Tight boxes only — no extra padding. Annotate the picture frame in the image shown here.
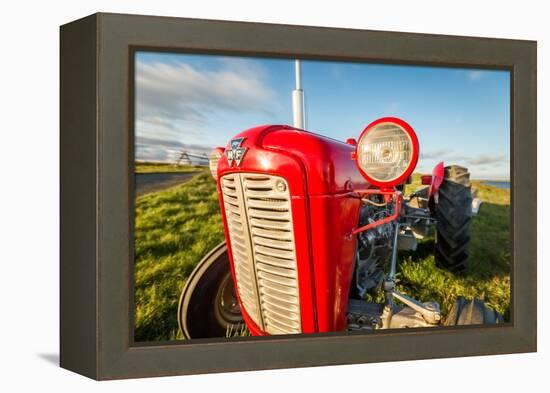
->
[60,12,537,380]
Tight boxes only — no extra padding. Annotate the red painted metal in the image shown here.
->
[429,161,445,198]
[351,190,402,235]
[421,175,432,185]
[354,117,419,188]
[307,193,363,331]
[216,125,369,335]
[216,122,417,335]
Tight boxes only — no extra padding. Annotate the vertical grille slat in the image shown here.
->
[221,173,301,335]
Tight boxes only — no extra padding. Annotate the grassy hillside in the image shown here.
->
[135,161,207,174]
[134,171,510,341]
[134,172,224,341]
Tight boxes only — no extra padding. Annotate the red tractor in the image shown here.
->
[178,117,502,338]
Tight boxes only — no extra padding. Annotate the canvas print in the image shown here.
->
[133,52,510,342]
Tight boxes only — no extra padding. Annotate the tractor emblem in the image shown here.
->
[226,137,248,167]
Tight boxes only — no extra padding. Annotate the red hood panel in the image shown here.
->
[217,125,369,196]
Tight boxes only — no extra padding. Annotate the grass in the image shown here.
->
[396,174,511,319]
[134,172,225,341]
[134,171,510,341]
[135,161,207,174]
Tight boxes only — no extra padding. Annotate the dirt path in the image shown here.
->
[135,172,201,196]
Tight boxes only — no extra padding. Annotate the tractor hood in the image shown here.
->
[216,125,369,196]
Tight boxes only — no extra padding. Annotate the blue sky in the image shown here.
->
[135,52,510,180]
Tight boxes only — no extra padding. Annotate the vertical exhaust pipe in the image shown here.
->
[292,60,305,129]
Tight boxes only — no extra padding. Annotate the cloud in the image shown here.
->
[420,148,453,160]
[466,154,507,165]
[383,102,400,114]
[135,135,214,163]
[135,57,276,162]
[467,70,485,80]
[136,60,274,122]
[136,135,212,152]
[417,149,508,179]
[331,65,342,80]
[420,149,506,167]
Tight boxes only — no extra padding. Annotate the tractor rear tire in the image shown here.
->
[178,242,245,339]
[444,296,504,325]
[434,165,472,273]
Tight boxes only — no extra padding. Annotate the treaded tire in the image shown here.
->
[434,165,472,273]
[178,242,245,339]
[443,296,504,325]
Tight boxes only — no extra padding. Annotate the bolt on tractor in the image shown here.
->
[178,117,503,339]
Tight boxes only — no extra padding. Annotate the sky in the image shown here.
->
[135,51,510,180]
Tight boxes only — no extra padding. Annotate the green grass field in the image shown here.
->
[134,171,510,342]
[397,175,511,319]
[135,161,207,174]
[134,172,225,341]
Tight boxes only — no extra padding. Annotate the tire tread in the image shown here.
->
[435,165,472,272]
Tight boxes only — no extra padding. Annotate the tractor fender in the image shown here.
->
[428,161,445,201]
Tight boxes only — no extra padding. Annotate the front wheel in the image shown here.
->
[178,242,245,339]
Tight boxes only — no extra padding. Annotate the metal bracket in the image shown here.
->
[380,221,441,327]
[392,291,441,324]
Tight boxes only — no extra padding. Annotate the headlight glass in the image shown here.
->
[357,122,414,183]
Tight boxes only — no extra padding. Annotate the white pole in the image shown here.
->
[292,60,305,129]
[295,59,302,90]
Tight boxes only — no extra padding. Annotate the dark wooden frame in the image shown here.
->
[60,12,537,380]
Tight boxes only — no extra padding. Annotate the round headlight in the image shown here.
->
[209,147,224,180]
[355,117,419,187]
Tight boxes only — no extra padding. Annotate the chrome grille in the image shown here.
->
[221,173,301,334]
[220,175,262,328]
[209,150,222,179]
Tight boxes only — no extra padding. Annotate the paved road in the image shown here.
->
[135,172,200,196]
